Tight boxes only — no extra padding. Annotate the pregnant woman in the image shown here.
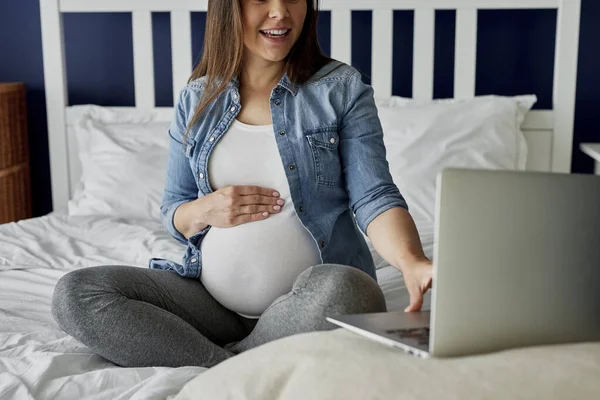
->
[52,0,433,368]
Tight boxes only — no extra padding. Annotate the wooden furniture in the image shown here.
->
[580,143,600,175]
[0,83,32,223]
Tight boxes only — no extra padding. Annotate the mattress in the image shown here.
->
[0,212,422,399]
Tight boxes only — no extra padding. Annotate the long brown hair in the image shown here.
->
[184,0,330,141]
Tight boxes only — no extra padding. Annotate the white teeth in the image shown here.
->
[262,29,289,36]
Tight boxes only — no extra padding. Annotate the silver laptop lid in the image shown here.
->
[430,169,600,357]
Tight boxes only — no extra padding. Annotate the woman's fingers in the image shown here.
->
[239,193,283,207]
[404,293,424,312]
[233,185,280,198]
[216,186,284,227]
[232,211,271,225]
[238,204,282,215]
[226,185,283,207]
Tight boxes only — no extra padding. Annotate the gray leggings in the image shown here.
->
[51,264,386,368]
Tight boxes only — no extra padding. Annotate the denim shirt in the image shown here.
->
[149,60,408,282]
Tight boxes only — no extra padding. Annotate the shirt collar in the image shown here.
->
[277,73,298,96]
[229,72,298,97]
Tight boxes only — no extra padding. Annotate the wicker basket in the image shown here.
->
[0,83,32,223]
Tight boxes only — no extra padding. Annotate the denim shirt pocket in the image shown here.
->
[305,126,342,187]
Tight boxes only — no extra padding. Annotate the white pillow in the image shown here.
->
[172,329,600,400]
[377,95,537,225]
[69,106,172,221]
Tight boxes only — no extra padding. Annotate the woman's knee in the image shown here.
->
[303,264,387,314]
[51,266,114,332]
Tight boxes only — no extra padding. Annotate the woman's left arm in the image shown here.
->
[338,69,432,312]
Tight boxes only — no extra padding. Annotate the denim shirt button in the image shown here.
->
[230,106,236,112]
[299,206,304,212]
[279,130,286,136]
[274,99,281,106]
[199,173,205,179]
[274,87,281,94]
[320,241,326,248]
[209,136,215,142]
[191,258,197,263]
[289,164,296,170]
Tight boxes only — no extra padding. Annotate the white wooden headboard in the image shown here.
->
[40,0,581,212]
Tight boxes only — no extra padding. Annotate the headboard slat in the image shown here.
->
[171,11,193,106]
[41,0,71,212]
[372,9,394,99]
[454,9,478,99]
[331,10,352,65]
[61,0,561,12]
[413,9,436,100]
[552,0,582,173]
[132,12,155,108]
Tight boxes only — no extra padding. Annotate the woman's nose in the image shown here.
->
[269,0,290,19]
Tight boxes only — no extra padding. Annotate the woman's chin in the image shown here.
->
[258,51,291,63]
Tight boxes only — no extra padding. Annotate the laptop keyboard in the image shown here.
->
[385,327,430,346]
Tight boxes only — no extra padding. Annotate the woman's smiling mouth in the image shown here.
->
[260,28,291,39]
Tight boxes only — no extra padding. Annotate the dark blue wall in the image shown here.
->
[1,0,598,217]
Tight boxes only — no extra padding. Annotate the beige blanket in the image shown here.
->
[173,329,600,400]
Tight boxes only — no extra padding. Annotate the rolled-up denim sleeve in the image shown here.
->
[338,70,409,235]
[160,89,199,245]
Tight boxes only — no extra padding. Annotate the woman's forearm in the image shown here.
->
[173,199,209,240]
[366,207,428,272]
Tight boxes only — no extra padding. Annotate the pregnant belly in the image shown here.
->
[200,211,322,317]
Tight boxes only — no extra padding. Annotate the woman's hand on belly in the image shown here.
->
[197,185,285,228]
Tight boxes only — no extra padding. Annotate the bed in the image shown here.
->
[1,0,593,399]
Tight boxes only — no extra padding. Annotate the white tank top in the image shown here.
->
[200,119,322,318]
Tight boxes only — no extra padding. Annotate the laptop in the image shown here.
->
[327,168,600,358]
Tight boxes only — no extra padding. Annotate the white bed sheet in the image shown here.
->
[0,212,426,399]
[0,213,204,400]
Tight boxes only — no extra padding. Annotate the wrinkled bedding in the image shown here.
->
[0,213,205,399]
[0,212,419,399]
